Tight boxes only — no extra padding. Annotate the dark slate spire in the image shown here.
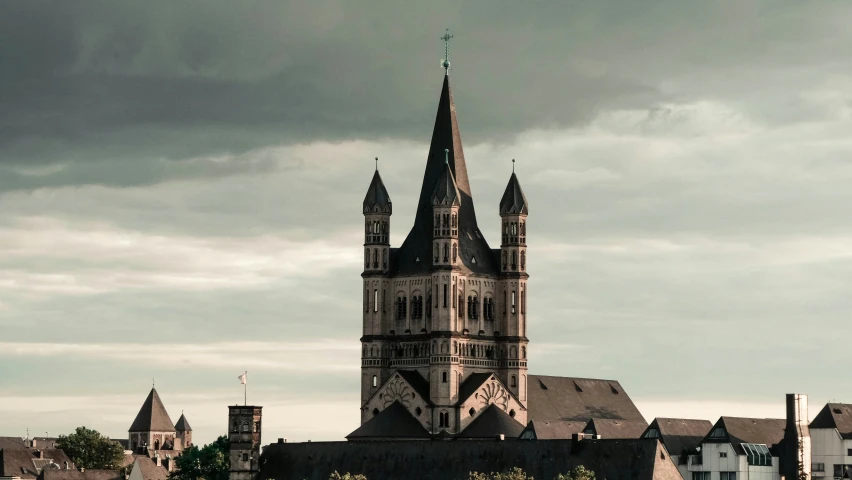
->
[431,150,461,206]
[174,413,192,432]
[393,75,497,275]
[363,165,392,214]
[499,171,529,215]
[129,388,176,432]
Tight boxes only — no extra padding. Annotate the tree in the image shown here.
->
[328,473,367,480]
[169,436,229,480]
[555,466,596,480]
[56,427,125,470]
[469,468,533,480]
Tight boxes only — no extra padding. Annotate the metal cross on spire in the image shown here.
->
[441,29,454,73]
[375,157,378,172]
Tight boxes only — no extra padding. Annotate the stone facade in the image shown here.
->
[228,406,262,480]
[358,72,530,436]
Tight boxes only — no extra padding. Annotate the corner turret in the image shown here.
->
[363,160,392,274]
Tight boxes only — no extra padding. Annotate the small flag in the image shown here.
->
[238,372,247,385]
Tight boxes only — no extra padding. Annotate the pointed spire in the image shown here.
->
[500,162,529,215]
[363,159,392,214]
[432,148,461,206]
[175,413,192,432]
[129,388,176,433]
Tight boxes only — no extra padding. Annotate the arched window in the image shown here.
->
[365,250,369,268]
[442,371,448,383]
[443,243,449,262]
[372,375,377,388]
[511,290,516,314]
[232,421,238,432]
[443,284,448,308]
[382,249,387,269]
[373,248,378,268]
[502,250,507,270]
[512,223,518,235]
[253,422,259,433]
[452,244,457,262]
[434,244,439,263]
[458,295,465,318]
[511,375,517,387]
[522,347,527,359]
[511,250,517,270]
[472,296,478,319]
[443,214,449,228]
[373,289,378,313]
[521,251,526,270]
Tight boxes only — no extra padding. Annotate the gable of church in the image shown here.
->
[457,373,526,432]
[363,371,433,431]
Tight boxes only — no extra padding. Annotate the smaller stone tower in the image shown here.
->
[228,405,262,480]
[363,161,392,275]
[174,412,192,450]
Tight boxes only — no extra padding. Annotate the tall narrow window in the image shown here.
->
[443,284,448,308]
[511,250,517,270]
[443,243,449,262]
[365,250,369,269]
[373,248,378,268]
[511,290,516,314]
[521,251,526,270]
[452,244,457,262]
[502,251,507,270]
[365,288,369,312]
[442,371,448,383]
[372,375,377,387]
[522,289,526,315]
[511,375,517,387]
[373,290,378,313]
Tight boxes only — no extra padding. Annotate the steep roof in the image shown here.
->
[346,402,430,440]
[392,74,498,276]
[174,413,192,432]
[395,370,433,406]
[431,159,461,206]
[0,436,27,450]
[363,169,392,214]
[258,438,682,480]
[128,456,169,480]
[458,405,525,439]
[810,403,852,438]
[519,420,588,440]
[129,388,175,433]
[585,418,649,439]
[0,449,73,479]
[458,373,494,403]
[644,418,712,455]
[705,417,786,455]
[527,375,645,424]
[499,172,528,215]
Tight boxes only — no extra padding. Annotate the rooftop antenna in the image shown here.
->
[441,29,454,73]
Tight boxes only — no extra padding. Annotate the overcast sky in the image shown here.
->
[1,0,852,446]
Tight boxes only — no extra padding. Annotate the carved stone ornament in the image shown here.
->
[474,379,510,411]
[382,377,416,408]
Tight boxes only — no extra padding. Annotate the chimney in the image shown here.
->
[37,450,44,459]
[784,393,811,480]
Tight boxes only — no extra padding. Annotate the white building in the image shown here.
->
[686,416,786,480]
[641,418,713,480]
[810,403,852,480]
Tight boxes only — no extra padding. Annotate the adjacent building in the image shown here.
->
[641,418,714,479]
[810,403,852,480]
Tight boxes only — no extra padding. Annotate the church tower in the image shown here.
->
[355,32,529,437]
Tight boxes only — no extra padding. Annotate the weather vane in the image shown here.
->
[441,29,454,73]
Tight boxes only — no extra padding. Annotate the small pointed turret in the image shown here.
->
[363,161,392,214]
[431,150,461,206]
[499,166,528,215]
[174,413,192,432]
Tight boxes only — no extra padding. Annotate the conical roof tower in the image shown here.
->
[129,388,175,432]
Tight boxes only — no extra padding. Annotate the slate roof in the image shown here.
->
[458,405,525,439]
[174,414,192,432]
[363,169,392,214]
[431,160,461,206]
[392,74,498,276]
[499,172,528,215]
[0,448,74,479]
[706,417,786,454]
[810,403,852,438]
[0,436,27,450]
[457,373,494,403]
[39,469,121,480]
[527,376,645,424]
[129,388,175,433]
[346,402,430,440]
[258,438,682,480]
[395,370,433,406]
[585,418,649,439]
[519,420,588,440]
[129,456,169,480]
[643,418,712,455]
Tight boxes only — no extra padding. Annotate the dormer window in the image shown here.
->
[644,428,660,439]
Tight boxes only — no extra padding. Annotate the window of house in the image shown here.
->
[644,428,660,439]
[742,443,772,466]
[691,473,710,480]
[812,463,825,472]
[439,411,449,428]
[848,449,852,457]
[241,422,249,432]
[720,473,736,480]
[242,453,249,462]
[709,427,726,438]
[720,452,727,458]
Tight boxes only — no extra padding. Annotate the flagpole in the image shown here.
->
[244,371,247,406]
